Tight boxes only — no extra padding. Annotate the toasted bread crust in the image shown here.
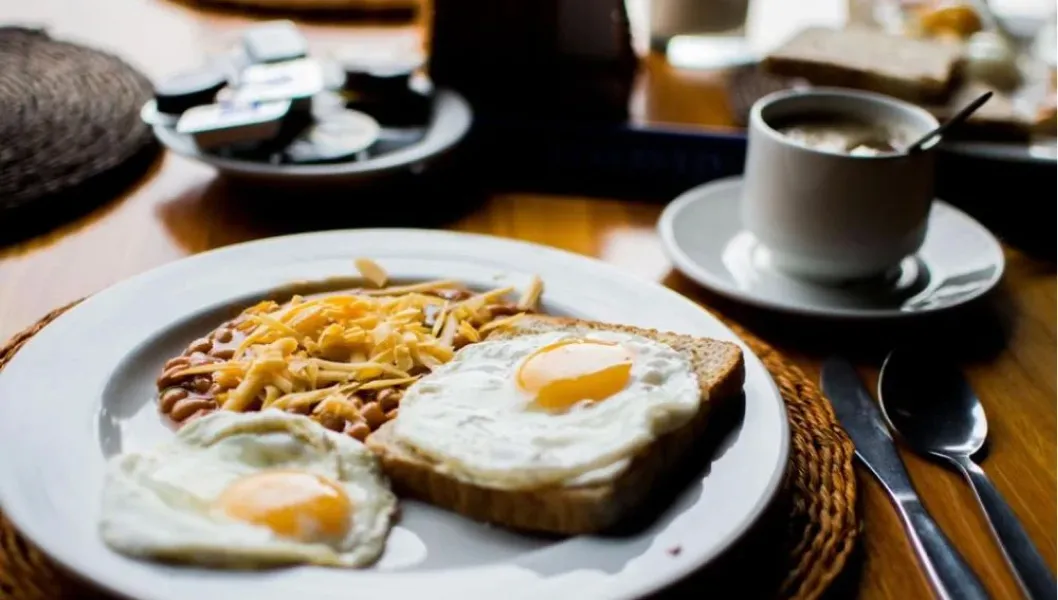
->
[366,316,745,534]
[761,26,961,103]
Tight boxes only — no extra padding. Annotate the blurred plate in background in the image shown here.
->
[153,89,471,185]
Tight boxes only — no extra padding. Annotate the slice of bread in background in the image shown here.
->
[762,26,962,103]
[366,315,745,535]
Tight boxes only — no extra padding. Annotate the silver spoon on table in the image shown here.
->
[878,348,1057,600]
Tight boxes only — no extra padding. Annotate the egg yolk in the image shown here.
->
[516,339,633,412]
[215,471,352,543]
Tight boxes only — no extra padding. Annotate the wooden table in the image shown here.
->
[0,1,1054,598]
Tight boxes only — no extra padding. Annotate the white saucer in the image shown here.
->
[657,177,1005,319]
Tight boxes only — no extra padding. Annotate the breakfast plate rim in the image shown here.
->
[0,228,790,600]
[657,176,1006,320]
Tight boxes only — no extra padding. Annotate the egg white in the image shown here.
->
[391,330,701,490]
[99,409,397,568]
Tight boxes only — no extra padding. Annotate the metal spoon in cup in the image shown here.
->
[905,91,993,153]
[878,347,1056,600]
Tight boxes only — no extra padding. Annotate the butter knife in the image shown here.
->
[821,357,990,600]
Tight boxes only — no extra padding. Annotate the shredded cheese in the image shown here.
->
[173,269,543,421]
[354,258,389,288]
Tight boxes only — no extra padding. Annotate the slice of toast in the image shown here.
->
[366,315,745,535]
[761,26,963,103]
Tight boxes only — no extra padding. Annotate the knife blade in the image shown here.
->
[821,357,912,491]
[821,357,990,600]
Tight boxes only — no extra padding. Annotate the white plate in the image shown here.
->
[149,89,472,184]
[0,229,789,600]
[658,177,1005,320]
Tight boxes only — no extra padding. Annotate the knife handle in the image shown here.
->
[896,498,991,600]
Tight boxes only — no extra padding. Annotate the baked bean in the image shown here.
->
[212,348,236,360]
[213,328,234,343]
[384,408,399,422]
[157,366,192,389]
[159,388,189,413]
[187,337,213,354]
[188,352,214,367]
[317,412,345,432]
[345,421,370,441]
[342,421,368,438]
[378,389,401,412]
[192,377,212,394]
[164,356,191,371]
[170,396,216,422]
[361,402,385,430]
[489,303,521,317]
[452,334,469,349]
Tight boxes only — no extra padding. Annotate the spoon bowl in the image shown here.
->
[878,347,988,458]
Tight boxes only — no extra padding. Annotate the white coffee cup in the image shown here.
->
[741,88,940,282]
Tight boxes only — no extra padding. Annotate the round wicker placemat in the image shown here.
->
[0,301,858,600]
[0,27,156,221]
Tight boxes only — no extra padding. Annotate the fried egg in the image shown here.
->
[99,410,397,568]
[391,329,701,490]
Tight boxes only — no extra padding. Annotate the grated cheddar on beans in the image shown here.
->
[155,263,543,439]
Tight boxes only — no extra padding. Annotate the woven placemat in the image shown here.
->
[0,301,858,600]
[0,27,156,219]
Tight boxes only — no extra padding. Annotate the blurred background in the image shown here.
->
[0,0,1054,253]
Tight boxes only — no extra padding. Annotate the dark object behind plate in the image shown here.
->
[428,0,639,122]
[0,27,158,241]
[468,118,747,200]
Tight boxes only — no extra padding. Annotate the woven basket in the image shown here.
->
[0,27,157,230]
